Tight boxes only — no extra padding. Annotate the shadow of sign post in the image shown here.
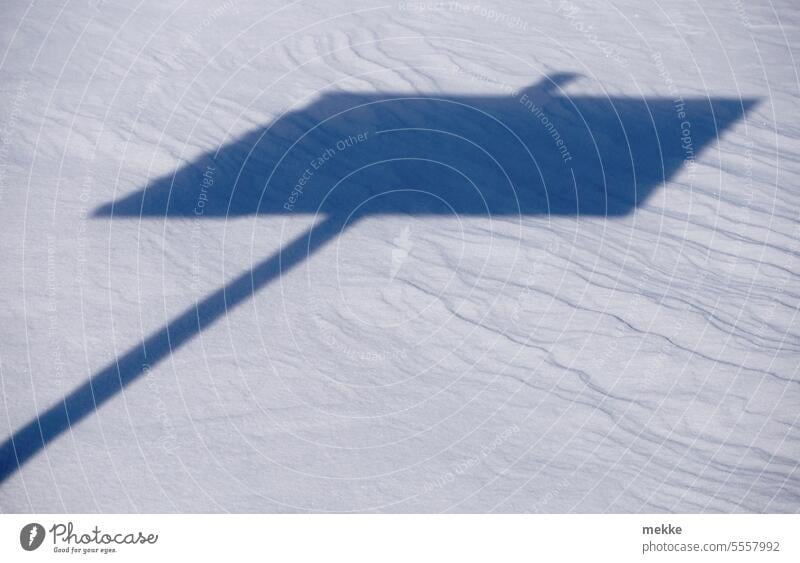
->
[0,74,755,482]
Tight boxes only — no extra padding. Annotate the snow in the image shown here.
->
[0,0,798,512]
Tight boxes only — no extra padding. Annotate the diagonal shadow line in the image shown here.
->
[0,214,346,483]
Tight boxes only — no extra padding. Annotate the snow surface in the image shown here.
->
[0,0,798,512]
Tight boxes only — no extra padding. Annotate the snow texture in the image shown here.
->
[0,0,798,512]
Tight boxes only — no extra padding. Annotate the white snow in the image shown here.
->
[0,0,798,512]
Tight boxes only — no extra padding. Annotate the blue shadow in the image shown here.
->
[0,74,756,483]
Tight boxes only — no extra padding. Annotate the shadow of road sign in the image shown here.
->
[0,73,756,482]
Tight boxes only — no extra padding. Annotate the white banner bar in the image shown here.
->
[1,515,797,562]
